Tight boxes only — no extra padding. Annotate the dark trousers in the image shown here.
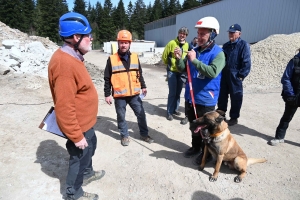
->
[275,103,299,139]
[66,128,97,199]
[114,95,148,138]
[218,76,243,119]
[185,101,215,151]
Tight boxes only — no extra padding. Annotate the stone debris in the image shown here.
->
[1,20,300,91]
[0,21,58,77]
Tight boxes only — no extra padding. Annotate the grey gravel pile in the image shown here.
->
[244,32,300,90]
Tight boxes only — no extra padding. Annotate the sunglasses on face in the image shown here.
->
[83,33,93,39]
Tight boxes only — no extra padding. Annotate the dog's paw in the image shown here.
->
[234,176,242,183]
[209,176,218,182]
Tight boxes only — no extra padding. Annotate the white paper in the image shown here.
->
[41,109,66,138]
[139,93,145,100]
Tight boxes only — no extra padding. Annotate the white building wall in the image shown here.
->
[103,41,156,54]
[146,0,300,46]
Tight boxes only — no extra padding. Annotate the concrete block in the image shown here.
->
[2,39,20,49]
[143,52,154,58]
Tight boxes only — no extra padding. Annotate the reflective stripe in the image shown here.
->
[130,64,139,70]
[114,89,127,95]
[134,88,140,92]
[112,65,126,71]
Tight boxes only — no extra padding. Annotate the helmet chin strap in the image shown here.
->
[62,35,85,55]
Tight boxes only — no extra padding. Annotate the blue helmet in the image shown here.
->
[59,12,92,37]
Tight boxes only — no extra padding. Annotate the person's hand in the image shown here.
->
[105,96,113,105]
[142,88,147,97]
[174,47,182,59]
[75,137,88,150]
[187,49,196,61]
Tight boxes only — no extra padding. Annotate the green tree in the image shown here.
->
[94,2,103,43]
[112,0,128,32]
[73,0,86,15]
[162,0,169,18]
[99,0,115,42]
[0,0,23,30]
[182,0,199,11]
[168,0,180,16]
[87,2,96,23]
[200,0,215,5]
[150,0,163,22]
[126,1,134,32]
[145,3,152,24]
[131,0,147,39]
[21,0,36,34]
[35,0,68,42]
[175,0,182,11]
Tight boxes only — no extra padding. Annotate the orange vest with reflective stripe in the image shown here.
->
[110,53,141,97]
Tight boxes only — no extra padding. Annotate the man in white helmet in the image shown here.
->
[174,16,226,165]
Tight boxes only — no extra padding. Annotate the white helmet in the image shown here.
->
[195,16,220,34]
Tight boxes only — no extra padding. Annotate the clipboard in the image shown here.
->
[39,107,67,139]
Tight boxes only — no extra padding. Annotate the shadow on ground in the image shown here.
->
[35,140,68,197]
[94,116,190,153]
[229,124,300,147]
[143,100,185,119]
[192,190,243,200]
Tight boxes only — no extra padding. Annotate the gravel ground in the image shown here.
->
[0,50,299,200]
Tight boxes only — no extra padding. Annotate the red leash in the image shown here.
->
[186,60,198,119]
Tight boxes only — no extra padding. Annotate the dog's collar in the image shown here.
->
[210,131,223,138]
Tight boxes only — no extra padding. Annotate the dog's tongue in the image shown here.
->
[194,125,206,133]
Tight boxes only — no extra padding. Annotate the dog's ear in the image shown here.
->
[215,115,224,124]
[215,110,225,117]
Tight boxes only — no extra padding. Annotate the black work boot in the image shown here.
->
[184,147,200,158]
[227,118,238,126]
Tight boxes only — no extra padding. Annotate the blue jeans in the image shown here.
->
[66,128,97,199]
[114,95,148,138]
[167,71,183,115]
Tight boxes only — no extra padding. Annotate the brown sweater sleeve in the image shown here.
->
[53,75,84,142]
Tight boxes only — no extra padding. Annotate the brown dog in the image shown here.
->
[192,110,266,183]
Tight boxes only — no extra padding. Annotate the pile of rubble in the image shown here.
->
[0,21,58,77]
[139,52,164,65]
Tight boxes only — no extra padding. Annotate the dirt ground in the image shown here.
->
[0,50,299,200]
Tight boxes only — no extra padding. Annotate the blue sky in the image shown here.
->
[66,0,184,10]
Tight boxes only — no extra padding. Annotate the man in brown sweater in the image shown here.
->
[48,12,104,200]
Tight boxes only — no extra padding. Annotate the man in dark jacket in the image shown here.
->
[268,51,300,146]
[217,24,251,126]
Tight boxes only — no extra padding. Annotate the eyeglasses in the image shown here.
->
[83,33,93,39]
